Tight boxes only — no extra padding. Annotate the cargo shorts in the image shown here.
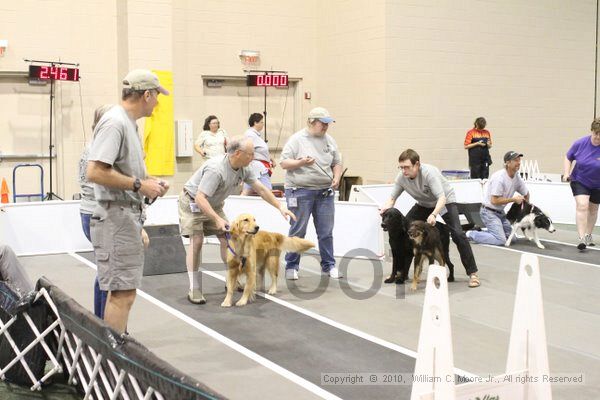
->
[178,190,227,237]
[91,201,144,291]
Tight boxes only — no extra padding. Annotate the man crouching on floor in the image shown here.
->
[179,136,296,305]
[466,151,529,246]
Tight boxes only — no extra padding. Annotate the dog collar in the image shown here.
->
[224,231,247,269]
[224,231,236,254]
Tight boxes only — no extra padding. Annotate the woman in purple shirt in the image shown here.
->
[563,118,600,250]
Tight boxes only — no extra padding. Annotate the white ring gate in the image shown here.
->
[411,254,552,400]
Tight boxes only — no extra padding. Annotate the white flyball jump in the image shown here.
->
[411,253,552,400]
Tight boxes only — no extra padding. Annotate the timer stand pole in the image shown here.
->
[245,69,287,143]
[263,85,268,143]
[25,58,79,201]
[44,68,62,201]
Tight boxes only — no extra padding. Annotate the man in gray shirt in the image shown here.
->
[180,136,295,304]
[466,151,529,246]
[87,69,169,333]
[381,149,480,288]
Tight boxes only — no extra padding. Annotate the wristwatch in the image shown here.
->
[132,178,142,192]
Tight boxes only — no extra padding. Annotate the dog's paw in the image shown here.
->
[235,298,248,307]
[395,277,406,284]
[384,276,395,284]
[504,242,511,247]
[221,301,232,307]
[410,283,418,291]
[537,244,545,249]
[267,287,277,295]
[447,275,455,282]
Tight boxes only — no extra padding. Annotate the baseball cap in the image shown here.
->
[123,69,169,95]
[504,151,523,162]
[308,107,335,123]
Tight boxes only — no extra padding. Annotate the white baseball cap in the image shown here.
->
[123,69,169,95]
[308,107,335,123]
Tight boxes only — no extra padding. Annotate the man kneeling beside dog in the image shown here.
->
[465,150,555,249]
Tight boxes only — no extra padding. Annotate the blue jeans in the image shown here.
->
[284,188,335,272]
[81,212,108,319]
[80,212,92,241]
[468,207,512,246]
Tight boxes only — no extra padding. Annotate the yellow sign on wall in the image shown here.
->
[144,70,174,176]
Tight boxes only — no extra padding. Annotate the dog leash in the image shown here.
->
[224,227,247,269]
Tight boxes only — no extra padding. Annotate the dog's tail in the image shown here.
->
[280,237,315,253]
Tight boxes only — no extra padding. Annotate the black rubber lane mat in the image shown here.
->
[141,271,417,400]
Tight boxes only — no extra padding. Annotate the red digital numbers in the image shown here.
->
[30,65,80,81]
[40,66,49,79]
[251,74,288,87]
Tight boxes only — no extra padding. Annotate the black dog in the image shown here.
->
[505,201,555,249]
[381,208,454,284]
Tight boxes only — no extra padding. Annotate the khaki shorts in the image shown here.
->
[178,191,227,237]
[91,201,144,292]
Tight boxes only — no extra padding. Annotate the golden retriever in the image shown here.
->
[221,213,315,307]
[407,220,447,291]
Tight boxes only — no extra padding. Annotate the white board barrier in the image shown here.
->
[350,181,597,226]
[411,254,552,400]
[0,195,384,259]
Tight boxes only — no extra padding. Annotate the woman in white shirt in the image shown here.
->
[241,113,275,195]
[194,115,227,160]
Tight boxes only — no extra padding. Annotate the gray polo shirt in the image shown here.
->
[280,128,341,189]
[88,106,146,203]
[484,168,529,211]
[78,145,96,214]
[244,127,270,162]
[391,163,457,208]
[184,155,258,209]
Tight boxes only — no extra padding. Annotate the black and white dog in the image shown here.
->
[381,208,455,284]
[505,201,556,249]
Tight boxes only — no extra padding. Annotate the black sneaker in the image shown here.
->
[577,238,586,251]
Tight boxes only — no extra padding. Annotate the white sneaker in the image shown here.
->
[187,289,206,304]
[585,233,595,246]
[325,267,343,279]
[285,269,299,280]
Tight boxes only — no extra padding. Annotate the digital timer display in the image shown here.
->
[29,65,80,81]
[247,74,288,87]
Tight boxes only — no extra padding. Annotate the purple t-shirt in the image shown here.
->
[566,135,600,189]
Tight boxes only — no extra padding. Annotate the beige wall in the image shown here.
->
[169,0,318,188]
[384,0,597,182]
[0,0,598,201]
[317,1,387,183]
[0,1,119,199]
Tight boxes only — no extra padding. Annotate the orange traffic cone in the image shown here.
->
[1,178,9,203]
